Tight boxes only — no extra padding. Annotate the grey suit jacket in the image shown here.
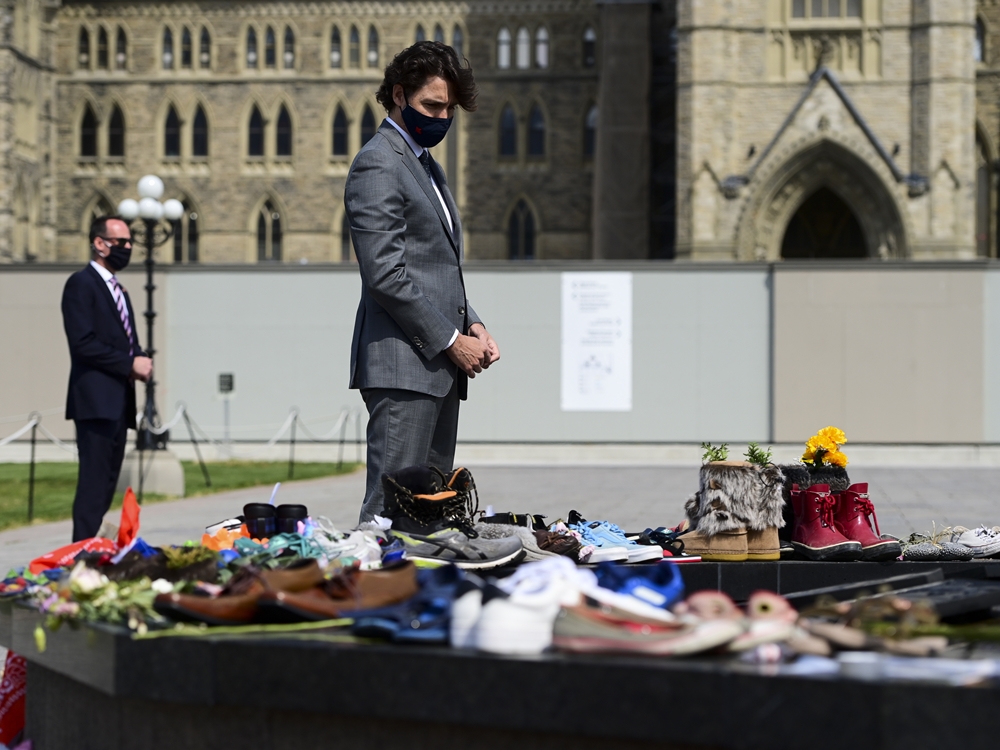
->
[346,120,481,399]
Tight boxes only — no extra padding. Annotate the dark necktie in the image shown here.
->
[108,277,134,356]
[418,150,435,185]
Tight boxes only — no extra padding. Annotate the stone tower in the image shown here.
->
[675,0,978,261]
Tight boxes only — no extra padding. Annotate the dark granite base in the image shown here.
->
[7,561,1000,750]
[27,662,700,750]
[677,560,1000,602]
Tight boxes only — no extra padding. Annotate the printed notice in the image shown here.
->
[561,272,632,411]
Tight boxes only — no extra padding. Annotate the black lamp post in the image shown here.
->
[117,175,184,452]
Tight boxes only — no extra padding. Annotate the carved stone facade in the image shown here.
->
[35,0,599,263]
[4,1,994,264]
[0,0,58,262]
[677,0,981,260]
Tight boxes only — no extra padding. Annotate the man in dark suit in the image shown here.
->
[62,216,152,541]
[345,42,500,522]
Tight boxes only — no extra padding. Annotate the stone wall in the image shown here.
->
[0,0,57,263]
[51,0,599,263]
[676,0,979,261]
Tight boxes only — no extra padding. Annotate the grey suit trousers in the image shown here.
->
[359,381,460,523]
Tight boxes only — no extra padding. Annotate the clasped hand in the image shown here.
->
[445,323,501,378]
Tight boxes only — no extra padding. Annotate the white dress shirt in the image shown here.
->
[89,260,133,332]
[384,117,460,348]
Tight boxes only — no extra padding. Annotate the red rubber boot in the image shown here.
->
[833,483,902,562]
[792,484,863,561]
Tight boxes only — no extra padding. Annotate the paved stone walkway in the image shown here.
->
[1,465,998,575]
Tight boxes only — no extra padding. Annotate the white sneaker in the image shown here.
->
[949,526,1000,558]
[449,576,486,649]
[474,558,591,655]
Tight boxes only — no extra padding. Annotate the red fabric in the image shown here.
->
[0,651,26,745]
[117,487,140,548]
[28,537,117,575]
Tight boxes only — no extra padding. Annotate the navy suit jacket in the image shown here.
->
[62,264,143,427]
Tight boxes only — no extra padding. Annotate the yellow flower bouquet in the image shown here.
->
[801,426,848,468]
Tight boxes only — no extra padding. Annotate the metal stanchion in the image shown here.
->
[27,413,39,523]
[337,412,349,470]
[287,411,297,480]
[181,407,211,488]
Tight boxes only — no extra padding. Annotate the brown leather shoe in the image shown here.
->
[153,559,325,626]
[257,561,420,623]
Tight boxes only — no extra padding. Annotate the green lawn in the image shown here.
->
[0,461,361,533]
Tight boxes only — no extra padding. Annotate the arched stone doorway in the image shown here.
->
[736,139,907,260]
[781,187,867,258]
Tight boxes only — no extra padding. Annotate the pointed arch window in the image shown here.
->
[246,28,258,68]
[265,27,276,68]
[108,106,125,158]
[284,27,295,68]
[361,106,377,146]
[528,105,545,157]
[584,105,598,158]
[162,27,174,69]
[453,26,464,59]
[164,106,180,157]
[78,27,90,68]
[332,106,348,156]
[535,28,550,69]
[341,214,353,261]
[276,106,292,157]
[415,25,426,43]
[192,106,208,157]
[516,27,530,69]
[349,26,360,68]
[80,105,97,157]
[248,106,264,157]
[172,203,199,263]
[97,28,108,69]
[115,27,127,69]
[499,105,517,157]
[181,27,192,68]
[200,27,211,67]
[508,200,535,260]
[434,24,445,43]
[497,28,511,69]
[976,18,986,63]
[582,27,596,68]
[330,26,342,68]
[368,26,379,67]
[258,202,282,261]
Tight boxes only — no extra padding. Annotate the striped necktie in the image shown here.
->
[108,277,134,356]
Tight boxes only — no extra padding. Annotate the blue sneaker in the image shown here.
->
[594,560,685,609]
[351,564,464,644]
[567,510,663,563]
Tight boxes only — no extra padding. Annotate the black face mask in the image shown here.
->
[401,98,453,148]
[99,239,133,272]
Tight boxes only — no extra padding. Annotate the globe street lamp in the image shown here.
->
[117,175,184,452]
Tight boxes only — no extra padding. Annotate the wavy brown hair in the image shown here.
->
[376,41,478,114]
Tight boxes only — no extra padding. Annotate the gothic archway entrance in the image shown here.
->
[736,139,907,260]
[781,187,867,258]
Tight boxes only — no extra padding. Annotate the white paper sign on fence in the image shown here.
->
[560,272,632,412]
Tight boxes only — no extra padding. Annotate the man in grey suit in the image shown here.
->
[346,42,500,523]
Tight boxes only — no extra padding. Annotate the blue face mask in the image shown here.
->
[402,98,453,148]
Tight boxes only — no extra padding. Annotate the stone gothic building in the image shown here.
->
[0,1,995,263]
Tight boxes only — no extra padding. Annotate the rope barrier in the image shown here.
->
[0,405,365,460]
[0,419,39,448]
